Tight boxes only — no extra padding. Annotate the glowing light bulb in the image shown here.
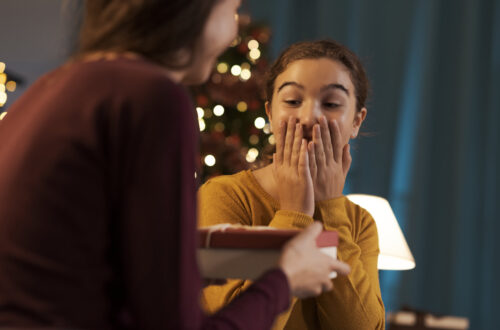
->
[236,101,248,112]
[249,134,259,145]
[204,154,216,167]
[254,117,266,129]
[268,134,276,145]
[240,69,251,80]
[231,65,242,76]
[213,105,225,116]
[5,81,16,92]
[196,107,204,119]
[0,112,7,120]
[263,123,271,134]
[216,62,228,74]
[249,49,261,60]
[248,40,259,50]
[0,92,7,104]
[246,148,259,163]
[0,62,5,73]
[198,118,206,131]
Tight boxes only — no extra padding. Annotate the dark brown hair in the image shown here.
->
[76,0,218,69]
[265,40,369,112]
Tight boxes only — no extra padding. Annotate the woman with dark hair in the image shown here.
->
[0,2,350,329]
[200,40,385,329]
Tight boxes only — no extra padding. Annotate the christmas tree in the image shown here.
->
[193,15,274,182]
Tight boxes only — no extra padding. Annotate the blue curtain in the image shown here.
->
[245,0,500,328]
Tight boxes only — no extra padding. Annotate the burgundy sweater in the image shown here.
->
[0,58,290,329]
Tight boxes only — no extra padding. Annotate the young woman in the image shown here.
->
[0,1,350,329]
[199,40,385,329]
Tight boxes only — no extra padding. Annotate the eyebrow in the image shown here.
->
[277,81,349,95]
[321,83,349,95]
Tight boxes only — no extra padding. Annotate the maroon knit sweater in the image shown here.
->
[0,58,290,329]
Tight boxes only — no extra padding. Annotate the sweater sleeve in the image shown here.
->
[313,197,385,330]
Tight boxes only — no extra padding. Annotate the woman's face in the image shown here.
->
[182,0,241,84]
[266,58,367,146]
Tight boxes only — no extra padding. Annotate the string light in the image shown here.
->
[214,122,225,132]
[254,117,266,129]
[0,112,7,120]
[5,81,16,92]
[230,65,242,76]
[213,105,225,116]
[248,39,259,50]
[204,154,216,167]
[236,101,248,112]
[0,62,5,73]
[216,62,228,74]
[240,69,251,81]
[263,123,271,134]
[249,49,261,60]
[249,134,259,145]
[0,73,6,85]
[196,107,204,119]
[198,118,206,131]
[268,134,276,145]
[0,92,7,105]
[246,148,259,163]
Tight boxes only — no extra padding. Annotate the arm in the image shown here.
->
[314,198,385,330]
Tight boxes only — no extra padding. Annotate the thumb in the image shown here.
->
[294,221,323,245]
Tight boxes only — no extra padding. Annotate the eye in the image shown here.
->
[284,99,302,106]
[323,102,340,109]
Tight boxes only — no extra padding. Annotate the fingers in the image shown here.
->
[312,124,326,169]
[298,138,309,178]
[308,141,317,179]
[319,116,334,164]
[342,144,352,177]
[290,123,303,170]
[274,121,286,165]
[292,221,323,246]
[331,259,351,276]
[283,117,296,166]
[329,119,342,162]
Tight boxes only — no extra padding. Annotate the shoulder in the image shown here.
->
[199,171,252,198]
[344,197,379,239]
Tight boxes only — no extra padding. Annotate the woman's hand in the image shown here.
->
[307,117,351,202]
[273,117,314,216]
[279,222,351,298]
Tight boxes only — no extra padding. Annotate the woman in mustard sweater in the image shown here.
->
[199,40,385,329]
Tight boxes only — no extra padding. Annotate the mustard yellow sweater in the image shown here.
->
[198,170,385,329]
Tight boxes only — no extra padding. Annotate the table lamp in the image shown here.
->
[346,194,415,270]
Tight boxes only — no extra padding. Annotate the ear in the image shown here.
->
[265,101,273,131]
[351,107,367,139]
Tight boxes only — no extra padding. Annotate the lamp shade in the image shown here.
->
[346,194,415,270]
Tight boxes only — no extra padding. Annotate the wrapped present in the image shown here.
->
[198,224,338,280]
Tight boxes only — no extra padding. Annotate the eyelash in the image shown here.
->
[283,100,340,109]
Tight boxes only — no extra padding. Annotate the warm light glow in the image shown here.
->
[249,49,261,60]
[214,122,225,132]
[5,81,16,92]
[0,112,7,120]
[346,194,416,270]
[0,85,4,93]
[246,148,259,163]
[254,117,266,129]
[198,118,206,131]
[0,73,6,85]
[230,36,241,47]
[236,101,248,112]
[240,69,251,81]
[249,134,259,145]
[0,92,7,105]
[263,123,271,134]
[196,107,204,119]
[204,154,216,167]
[216,62,228,74]
[230,65,242,76]
[248,39,259,50]
[213,105,225,116]
[241,62,251,70]
[0,62,5,73]
[268,134,276,145]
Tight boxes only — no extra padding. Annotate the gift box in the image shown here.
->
[198,225,339,280]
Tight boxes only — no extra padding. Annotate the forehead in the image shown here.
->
[275,58,354,93]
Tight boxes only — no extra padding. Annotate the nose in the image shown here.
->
[299,100,320,135]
